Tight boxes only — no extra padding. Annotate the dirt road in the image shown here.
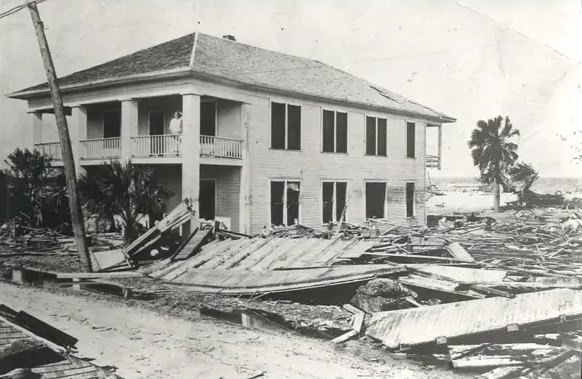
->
[0,283,463,379]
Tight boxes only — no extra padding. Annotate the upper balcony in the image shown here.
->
[32,94,244,167]
[35,134,243,165]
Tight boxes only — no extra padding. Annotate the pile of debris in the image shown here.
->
[0,304,118,378]
[0,223,74,255]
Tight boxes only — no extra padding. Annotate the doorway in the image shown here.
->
[199,179,216,220]
[149,111,165,155]
[200,101,216,136]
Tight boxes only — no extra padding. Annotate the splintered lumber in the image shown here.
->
[55,271,142,280]
[398,274,486,300]
[124,200,194,258]
[448,343,563,369]
[561,334,582,352]
[445,242,476,262]
[172,228,213,261]
[477,366,525,379]
[365,289,582,349]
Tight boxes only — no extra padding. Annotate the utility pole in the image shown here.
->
[26,1,93,272]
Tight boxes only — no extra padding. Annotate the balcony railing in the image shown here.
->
[80,137,121,160]
[34,142,62,161]
[131,134,182,157]
[426,154,440,169]
[200,135,243,159]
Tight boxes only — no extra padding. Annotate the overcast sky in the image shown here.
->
[1,0,581,177]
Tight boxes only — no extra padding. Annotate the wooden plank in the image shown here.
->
[172,228,213,261]
[410,265,508,284]
[398,275,486,299]
[56,271,142,279]
[331,330,358,344]
[366,289,582,349]
[15,311,78,348]
[446,242,475,262]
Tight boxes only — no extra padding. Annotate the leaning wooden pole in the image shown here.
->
[27,1,93,272]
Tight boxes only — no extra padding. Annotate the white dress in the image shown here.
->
[168,117,182,154]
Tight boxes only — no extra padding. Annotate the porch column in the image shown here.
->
[70,106,87,177]
[239,103,251,234]
[181,93,201,227]
[121,99,139,161]
[31,111,43,147]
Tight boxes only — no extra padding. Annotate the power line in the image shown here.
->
[0,0,47,20]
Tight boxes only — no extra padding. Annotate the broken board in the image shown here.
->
[366,289,582,349]
[172,228,213,261]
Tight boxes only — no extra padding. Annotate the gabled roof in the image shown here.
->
[10,32,454,122]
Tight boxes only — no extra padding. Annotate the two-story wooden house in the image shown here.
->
[9,32,454,234]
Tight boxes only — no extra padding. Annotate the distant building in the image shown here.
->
[9,33,454,233]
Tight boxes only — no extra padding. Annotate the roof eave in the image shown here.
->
[7,67,193,100]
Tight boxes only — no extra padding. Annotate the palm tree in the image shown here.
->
[468,116,520,212]
[79,160,172,242]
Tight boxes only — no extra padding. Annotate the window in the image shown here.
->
[407,122,416,158]
[270,180,301,226]
[103,110,121,138]
[322,110,348,153]
[406,182,415,217]
[366,182,386,219]
[322,181,347,223]
[366,116,387,156]
[271,102,301,150]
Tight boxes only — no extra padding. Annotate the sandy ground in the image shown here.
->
[0,282,467,379]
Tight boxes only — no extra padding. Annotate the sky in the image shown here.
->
[1,0,581,177]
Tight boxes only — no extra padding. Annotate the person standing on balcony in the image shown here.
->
[169,111,182,155]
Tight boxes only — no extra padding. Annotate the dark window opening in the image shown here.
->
[271,102,301,150]
[366,116,376,155]
[322,110,335,152]
[201,102,216,136]
[270,181,285,226]
[103,111,121,138]
[271,102,286,149]
[366,182,386,219]
[199,180,216,220]
[407,122,416,158]
[286,181,300,225]
[335,182,347,221]
[322,182,334,223]
[336,112,348,153]
[287,105,301,150]
[271,180,300,226]
[323,110,347,153]
[406,182,415,217]
[366,116,387,156]
[377,118,387,156]
[322,181,348,223]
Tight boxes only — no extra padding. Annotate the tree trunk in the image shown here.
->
[493,177,501,212]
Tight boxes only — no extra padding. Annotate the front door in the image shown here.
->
[199,180,216,220]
